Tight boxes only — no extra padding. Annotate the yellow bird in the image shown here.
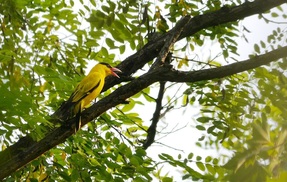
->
[52,62,121,131]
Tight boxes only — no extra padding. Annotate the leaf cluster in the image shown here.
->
[0,0,287,181]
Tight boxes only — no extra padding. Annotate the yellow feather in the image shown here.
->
[72,72,104,114]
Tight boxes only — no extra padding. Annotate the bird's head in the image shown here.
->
[98,62,122,78]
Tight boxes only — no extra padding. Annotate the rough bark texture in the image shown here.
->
[0,0,286,179]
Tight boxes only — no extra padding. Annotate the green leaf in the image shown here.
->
[119,45,126,54]
[135,148,146,157]
[254,44,260,53]
[196,125,205,131]
[162,177,173,182]
[188,153,194,159]
[223,50,229,58]
[122,99,135,112]
[197,117,211,123]
[196,162,205,171]
[205,156,212,163]
[271,12,279,17]
[213,158,219,165]
[71,169,80,181]
[86,39,99,47]
[106,14,115,27]
[260,40,266,49]
[130,155,142,167]
[106,38,115,48]
[105,159,121,169]
[110,29,124,43]
[102,5,110,13]
[206,164,216,175]
[182,94,189,106]
[88,158,101,166]
[189,43,195,51]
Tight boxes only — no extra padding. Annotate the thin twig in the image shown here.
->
[172,55,215,66]
[98,115,133,145]
[115,107,147,131]
[153,142,185,153]
[56,46,81,76]
[261,14,287,24]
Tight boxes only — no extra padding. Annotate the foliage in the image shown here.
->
[0,0,287,181]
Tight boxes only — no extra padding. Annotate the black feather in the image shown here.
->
[75,103,82,132]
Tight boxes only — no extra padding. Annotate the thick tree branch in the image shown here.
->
[0,0,286,179]
[180,0,286,39]
[149,16,189,70]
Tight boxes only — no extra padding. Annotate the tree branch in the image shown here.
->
[140,14,188,149]
[180,0,286,39]
[143,81,166,149]
[159,46,287,83]
[0,0,286,179]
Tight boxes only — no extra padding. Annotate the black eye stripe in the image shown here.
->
[99,62,112,68]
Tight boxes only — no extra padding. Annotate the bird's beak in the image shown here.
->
[111,67,122,78]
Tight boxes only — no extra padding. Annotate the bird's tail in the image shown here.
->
[50,99,83,133]
[75,103,82,132]
[50,99,75,122]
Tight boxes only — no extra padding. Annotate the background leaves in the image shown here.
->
[0,0,287,181]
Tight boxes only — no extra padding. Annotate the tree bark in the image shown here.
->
[0,0,286,179]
